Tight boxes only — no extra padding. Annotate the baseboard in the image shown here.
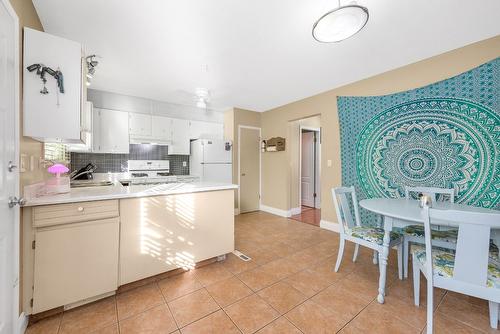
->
[259,205,292,218]
[290,207,301,215]
[18,312,28,334]
[320,219,340,233]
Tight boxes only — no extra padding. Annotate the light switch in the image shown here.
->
[327,159,332,167]
[20,154,27,173]
[30,156,36,171]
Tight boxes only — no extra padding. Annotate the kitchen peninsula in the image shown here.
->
[22,182,237,315]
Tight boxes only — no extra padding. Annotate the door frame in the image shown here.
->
[1,0,23,332]
[237,125,261,213]
[298,126,321,211]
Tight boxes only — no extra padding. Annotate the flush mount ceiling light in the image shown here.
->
[312,1,369,43]
[195,88,210,109]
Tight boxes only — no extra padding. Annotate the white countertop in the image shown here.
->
[24,182,238,207]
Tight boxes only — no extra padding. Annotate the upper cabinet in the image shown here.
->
[129,113,152,138]
[169,119,191,155]
[190,120,223,140]
[93,108,129,154]
[151,116,173,142]
[23,28,86,143]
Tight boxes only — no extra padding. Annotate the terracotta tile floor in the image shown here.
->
[290,206,321,226]
[27,211,494,333]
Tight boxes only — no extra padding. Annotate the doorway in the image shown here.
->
[292,127,321,226]
[238,126,261,213]
[0,0,22,333]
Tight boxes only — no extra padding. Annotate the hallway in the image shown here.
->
[290,206,321,227]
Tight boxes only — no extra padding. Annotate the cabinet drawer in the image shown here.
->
[33,200,119,227]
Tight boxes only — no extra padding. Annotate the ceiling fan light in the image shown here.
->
[312,4,369,43]
[196,99,207,109]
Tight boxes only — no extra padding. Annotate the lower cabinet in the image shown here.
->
[32,216,119,313]
[119,190,234,285]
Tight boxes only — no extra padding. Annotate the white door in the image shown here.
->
[239,127,260,213]
[301,131,315,207]
[203,139,231,163]
[0,1,20,333]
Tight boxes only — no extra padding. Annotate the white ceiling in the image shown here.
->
[32,0,500,112]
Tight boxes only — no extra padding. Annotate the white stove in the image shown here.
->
[127,160,176,185]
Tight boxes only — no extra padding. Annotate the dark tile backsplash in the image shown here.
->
[70,144,190,175]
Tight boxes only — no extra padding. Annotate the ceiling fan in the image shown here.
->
[194,87,211,110]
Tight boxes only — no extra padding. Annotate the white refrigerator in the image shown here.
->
[189,139,233,183]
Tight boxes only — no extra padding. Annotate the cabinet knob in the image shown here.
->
[77,206,84,212]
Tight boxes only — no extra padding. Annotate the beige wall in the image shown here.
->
[224,107,261,210]
[261,35,500,224]
[10,0,47,188]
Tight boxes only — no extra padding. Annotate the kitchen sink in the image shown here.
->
[70,180,114,188]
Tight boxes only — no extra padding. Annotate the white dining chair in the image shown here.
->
[412,205,500,333]
[403,186,457,278]
[332,186,404,278]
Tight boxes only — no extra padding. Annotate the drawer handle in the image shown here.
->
[77,206,84,212]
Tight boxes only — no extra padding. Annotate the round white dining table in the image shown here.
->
[359,198,500,304]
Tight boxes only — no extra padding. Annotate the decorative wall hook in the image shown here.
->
[26,63,65,95]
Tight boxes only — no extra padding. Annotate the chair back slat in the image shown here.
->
[332,186,361,234]
[422,207,500,287]
[406,186,455,203]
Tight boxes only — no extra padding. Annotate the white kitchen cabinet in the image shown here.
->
[169,118,191,154]
[67,102,93,152]
[151,115,173,142]
[23,28,86,143]
[190,120,224,140]
[31,200,120,313]
[129,113,152,137]
[93,108,129,153]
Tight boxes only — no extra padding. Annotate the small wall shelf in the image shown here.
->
[262,137,285,152]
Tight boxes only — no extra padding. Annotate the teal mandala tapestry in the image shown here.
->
[338,58,499,225]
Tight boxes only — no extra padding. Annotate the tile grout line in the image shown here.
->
[156,281,181,332]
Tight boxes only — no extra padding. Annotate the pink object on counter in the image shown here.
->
[47,164,69,175]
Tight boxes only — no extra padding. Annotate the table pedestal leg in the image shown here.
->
[377,216,393,304]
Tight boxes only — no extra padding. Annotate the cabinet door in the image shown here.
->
[129,113,152,137]
[32,218,119,313]
[206,122,224,140]
[23,28,83,143]
[190,121,223,140]
[170,118,190,154]
[99,109,129,153]
[151,116,172,141]
[189,120,205,139]
[92,107,102,152]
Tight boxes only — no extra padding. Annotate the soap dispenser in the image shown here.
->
[46,164,70,194]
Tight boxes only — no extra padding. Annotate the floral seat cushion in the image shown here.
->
[403,225,458,243]
[346,226,401,245]
[412,245,500,289]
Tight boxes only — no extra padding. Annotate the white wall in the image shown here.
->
[88,89,224,123]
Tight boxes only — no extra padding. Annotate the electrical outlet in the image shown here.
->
[182,161,187,167]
